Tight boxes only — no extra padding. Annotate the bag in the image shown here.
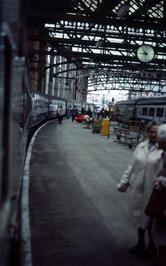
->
[145,187,166,222]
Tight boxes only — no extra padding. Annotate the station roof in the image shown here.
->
[27,0,166,94]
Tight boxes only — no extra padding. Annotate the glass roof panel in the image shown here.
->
[81,0,98,11]
[148,1,164,18]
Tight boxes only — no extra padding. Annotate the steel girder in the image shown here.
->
[27,0,166,93]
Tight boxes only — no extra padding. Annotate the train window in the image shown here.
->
[148,108,155,116]
[142,107,148,115]
[138,108,141,115]
[156,108,164,117]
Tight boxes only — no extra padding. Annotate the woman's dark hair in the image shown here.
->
[146,121,160,132]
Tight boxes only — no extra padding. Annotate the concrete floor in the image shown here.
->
[29,119,150,266]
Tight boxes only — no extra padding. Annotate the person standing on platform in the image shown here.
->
[117,121,162,259]
[71,107,78,122]
[57,106,64,124]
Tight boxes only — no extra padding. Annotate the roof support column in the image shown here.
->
[37,41,45,92]
[48,49,54,96]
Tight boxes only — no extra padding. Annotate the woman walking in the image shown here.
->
[117,121,162,259]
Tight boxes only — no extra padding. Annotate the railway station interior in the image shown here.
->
[0,1,166,266]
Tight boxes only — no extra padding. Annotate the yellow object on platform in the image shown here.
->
[101,118,110,137]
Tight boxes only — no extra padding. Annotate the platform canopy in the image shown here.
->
[27,0,166,94]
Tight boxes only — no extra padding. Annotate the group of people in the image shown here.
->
[117,121,166,265]
[57,106,93,124]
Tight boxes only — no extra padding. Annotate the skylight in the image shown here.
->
[148,1,164,18]
[81,0,98,11]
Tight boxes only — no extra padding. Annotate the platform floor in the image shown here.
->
[28,119,148,266]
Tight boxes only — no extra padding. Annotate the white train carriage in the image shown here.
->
[136,96,166,123]
[66,101,74,111]
[30,91,49,126]
[67,100,82,113]
[74,101,82,113]
[114,99,138,122]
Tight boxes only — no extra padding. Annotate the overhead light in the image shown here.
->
[117,5,129,18]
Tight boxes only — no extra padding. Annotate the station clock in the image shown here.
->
[137,45,155,63]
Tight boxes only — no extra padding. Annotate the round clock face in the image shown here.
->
[137,45,155,63]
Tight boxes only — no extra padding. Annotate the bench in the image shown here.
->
[113,126,140,148]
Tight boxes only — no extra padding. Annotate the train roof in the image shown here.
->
[116,99,138,106]
[137,96,166,105]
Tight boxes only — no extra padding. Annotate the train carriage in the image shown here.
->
[30,91,50,127]
[0,30,31,266]
[0,24,94,265]
[114,99,138,122]
[83,103,95,116]
[66,100,82,113]
[136,96,166,123]
[73,101,82,113]
[113,96,166,124]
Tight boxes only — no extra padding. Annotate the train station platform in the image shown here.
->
[22,119,148,266]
